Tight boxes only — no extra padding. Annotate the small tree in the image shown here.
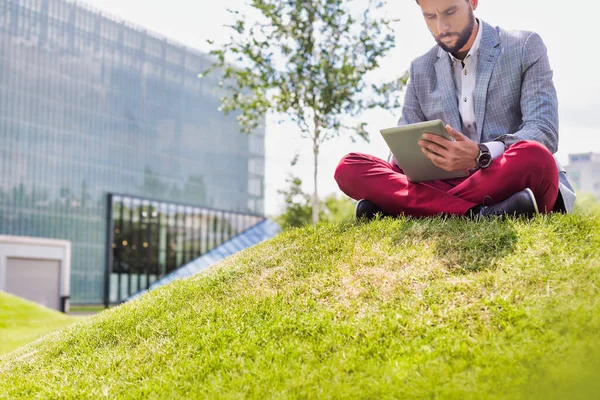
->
[275,175,316,229]
[323,194,356,223]
[205,0,407,224]
[275,175,355,229]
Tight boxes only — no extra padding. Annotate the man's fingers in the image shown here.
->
[418,139,449,156]
[422,147,448,170]
[445,125,467,141]
[421,133,451,148]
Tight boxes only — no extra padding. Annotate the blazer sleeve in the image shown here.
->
[397,61,427,127]
[496,32,559,153]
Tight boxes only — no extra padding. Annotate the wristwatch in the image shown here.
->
[475,144,492,169]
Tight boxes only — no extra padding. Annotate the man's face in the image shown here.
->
[418,0,478,54]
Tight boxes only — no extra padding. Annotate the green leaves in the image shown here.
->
[204,0,405,142]
[275,175,355,229]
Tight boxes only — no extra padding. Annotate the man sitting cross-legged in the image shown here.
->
[334,0,575,219]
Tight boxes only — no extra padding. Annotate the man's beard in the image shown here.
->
[435,11,475,54]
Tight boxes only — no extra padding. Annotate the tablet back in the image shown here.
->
[380,120,470,182]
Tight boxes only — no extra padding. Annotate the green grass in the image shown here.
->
[69,305,106,313]
[0,292,79,356]
[1,214,600,399]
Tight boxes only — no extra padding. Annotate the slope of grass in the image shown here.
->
[0,292,78,355]
[1,214,600,399]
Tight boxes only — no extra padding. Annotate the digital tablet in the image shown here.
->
[380,120,470,182]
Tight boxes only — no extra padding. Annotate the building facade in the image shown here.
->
[0,0,265,305]
[567,153,600,200]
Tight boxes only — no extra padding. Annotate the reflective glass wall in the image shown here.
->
[108,194,263,304]
[0,0,265,304]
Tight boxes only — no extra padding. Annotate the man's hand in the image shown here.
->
[418,125,479,171]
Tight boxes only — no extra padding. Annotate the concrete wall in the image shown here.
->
[0,236,71,312]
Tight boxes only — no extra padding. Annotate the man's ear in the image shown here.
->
[470,0,479,11]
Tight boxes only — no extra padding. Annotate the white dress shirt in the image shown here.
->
[449,19,505,160]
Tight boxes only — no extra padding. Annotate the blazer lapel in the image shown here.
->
[474,21,501,141]
[434,49,461,131]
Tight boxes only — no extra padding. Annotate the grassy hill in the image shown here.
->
[1,214,600,399]
[0,292,78,355]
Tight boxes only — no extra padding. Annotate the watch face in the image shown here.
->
[478,152,492,168]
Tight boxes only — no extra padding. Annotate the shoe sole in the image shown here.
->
[524,188,540,214]
[355,199,390,221]
[355,199,366,220]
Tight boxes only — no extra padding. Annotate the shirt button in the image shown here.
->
[463,97,468,102]
[464,69,468,75]
[468,124,472,128]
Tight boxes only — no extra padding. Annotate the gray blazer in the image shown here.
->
[398,20,575,213]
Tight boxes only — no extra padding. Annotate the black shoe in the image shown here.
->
[470,188,539,218]
[355,199,390,220]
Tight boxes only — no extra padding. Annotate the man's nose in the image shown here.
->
[437,19,451,35]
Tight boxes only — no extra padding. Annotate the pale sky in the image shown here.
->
[80,0,600,216]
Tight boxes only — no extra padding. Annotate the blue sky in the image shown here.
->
[81,0,600,215]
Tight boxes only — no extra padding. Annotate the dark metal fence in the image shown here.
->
[104,194,263,305]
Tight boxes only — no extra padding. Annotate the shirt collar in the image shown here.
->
[449,18,483,66]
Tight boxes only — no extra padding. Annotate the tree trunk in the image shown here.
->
[312,135,319,225]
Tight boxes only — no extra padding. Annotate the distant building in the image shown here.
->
[566,153,600,199]
[0,0,266,306]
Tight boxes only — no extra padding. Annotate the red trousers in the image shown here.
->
[334,140,559,216]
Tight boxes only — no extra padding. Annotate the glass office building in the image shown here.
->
[0,0,266,305]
